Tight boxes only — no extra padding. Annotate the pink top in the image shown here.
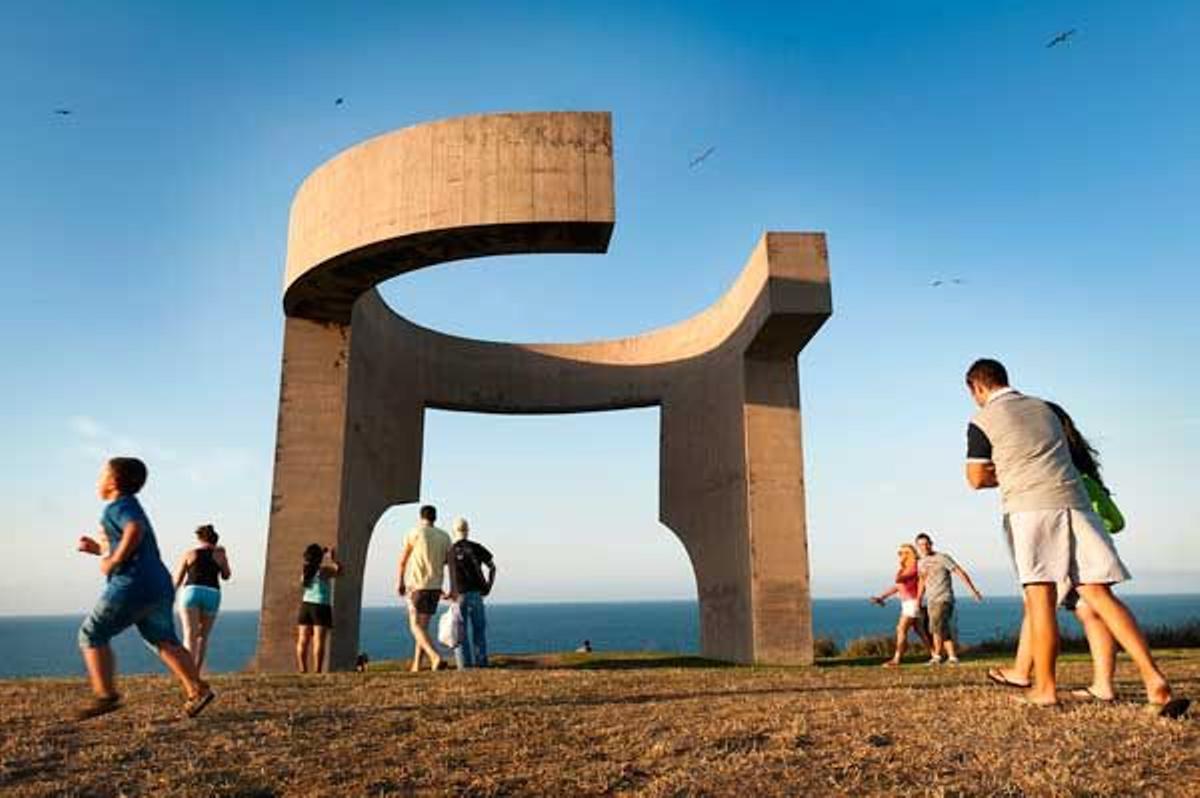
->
[896,564,919,601]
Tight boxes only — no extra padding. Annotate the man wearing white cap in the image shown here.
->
[448,517,496,669]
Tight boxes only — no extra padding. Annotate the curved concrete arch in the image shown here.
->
[283,111,614,323]
[253,111,831,671]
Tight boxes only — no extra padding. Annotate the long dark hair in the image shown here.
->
[302,543,324,586]
[195,524,219,545]
[1046,401,1104,488]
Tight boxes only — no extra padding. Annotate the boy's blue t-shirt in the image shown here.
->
[100,495,174,599]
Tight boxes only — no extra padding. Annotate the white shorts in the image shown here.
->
[1003,507,1130,606]
[899,598,921,619]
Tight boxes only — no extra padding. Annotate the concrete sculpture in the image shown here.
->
[253,111,832,671]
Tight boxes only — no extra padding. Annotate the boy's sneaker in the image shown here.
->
[76,693,122,721]
[926,655,944,666]
[946,656,961,665]
[183,686,216,718]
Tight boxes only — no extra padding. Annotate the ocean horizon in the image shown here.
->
[2,594,1198,679]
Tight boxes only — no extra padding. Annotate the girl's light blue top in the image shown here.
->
[302,574,331,605]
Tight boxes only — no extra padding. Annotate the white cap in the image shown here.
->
[452,517,469,540]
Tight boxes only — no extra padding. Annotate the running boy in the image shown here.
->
[75,457,215,719]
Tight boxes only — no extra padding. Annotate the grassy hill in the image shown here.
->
[2,651,1197,796]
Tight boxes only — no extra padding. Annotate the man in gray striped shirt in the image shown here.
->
[964,358,1186,715]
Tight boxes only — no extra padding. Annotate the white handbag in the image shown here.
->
[436,601,463,649]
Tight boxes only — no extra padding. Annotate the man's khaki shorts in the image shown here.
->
[927,600,955,639]
[1003,507,1130,605]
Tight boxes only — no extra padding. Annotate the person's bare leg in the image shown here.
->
[1013,613,1035,681]
[944,638,959,661]
[314,627,329,673]
[296,626,311,673]
[885,617,910,666]
[82,645,118,698]
[1074,601,1116,699]
[408,610,425,671]
[1024,583,1059,704]
[157,641,206,698]
[411,613,442,670]
[181,607,202,666]
[931,633,945,659]
[1076,584,1172,705]
[195,612,216,671]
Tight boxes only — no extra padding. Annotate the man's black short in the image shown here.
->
[409,589,441,616]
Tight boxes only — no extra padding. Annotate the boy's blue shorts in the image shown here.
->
[79,585,179,649]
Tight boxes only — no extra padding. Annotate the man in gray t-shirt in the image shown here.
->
[915,533,983,665]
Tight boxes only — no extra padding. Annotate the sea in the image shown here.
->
[2,595,1197,679]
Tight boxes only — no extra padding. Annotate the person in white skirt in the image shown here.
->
[871,543,934,667]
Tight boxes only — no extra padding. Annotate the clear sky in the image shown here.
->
[2,1,1198,615]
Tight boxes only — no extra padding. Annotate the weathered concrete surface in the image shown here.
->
[254,111,831,671]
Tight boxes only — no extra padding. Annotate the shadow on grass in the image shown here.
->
[507,654,732,671]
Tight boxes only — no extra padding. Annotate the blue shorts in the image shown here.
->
[78,586,179,649]
[178,585,221,615]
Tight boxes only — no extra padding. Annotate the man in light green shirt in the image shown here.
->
[397,505,452,672]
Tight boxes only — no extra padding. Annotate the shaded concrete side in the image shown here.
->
[253,317,352,672]
[743,356,813,664]
[323,298,426,668]
[660,376,754,662]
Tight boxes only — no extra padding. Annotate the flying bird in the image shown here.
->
[688,146,715,169]
[334,97,344,106]
[52,108,72,116]
[1046,29,1077,48]
[930,278,965,287]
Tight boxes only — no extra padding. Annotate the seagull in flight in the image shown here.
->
[1046,29,1077,48]
[52,108,72,116]
[688,146,715,169]
[930,278,965,287]
[334,97,344,106]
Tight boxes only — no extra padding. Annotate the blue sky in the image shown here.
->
[2,1,1198,614]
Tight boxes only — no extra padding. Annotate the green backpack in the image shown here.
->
[1082,473,1125,534]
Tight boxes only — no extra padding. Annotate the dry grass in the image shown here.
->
[2,652,1198,797]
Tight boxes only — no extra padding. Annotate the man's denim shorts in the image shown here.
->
[78,585,180,649]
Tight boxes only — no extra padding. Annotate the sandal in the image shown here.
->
[183,686,216,718]
[75,693,122,721]
[986,668,1031,689]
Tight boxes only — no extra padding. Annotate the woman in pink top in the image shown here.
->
[871,543,934,667]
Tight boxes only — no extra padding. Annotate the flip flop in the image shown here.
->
[1069,687,1115,703]
[986,668,1031,689]
[1147,698,1191,719]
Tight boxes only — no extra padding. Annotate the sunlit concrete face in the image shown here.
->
[253,111,832,671]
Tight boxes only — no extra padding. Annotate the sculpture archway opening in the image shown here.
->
[355,408,698,653]
[252,111,832,671]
